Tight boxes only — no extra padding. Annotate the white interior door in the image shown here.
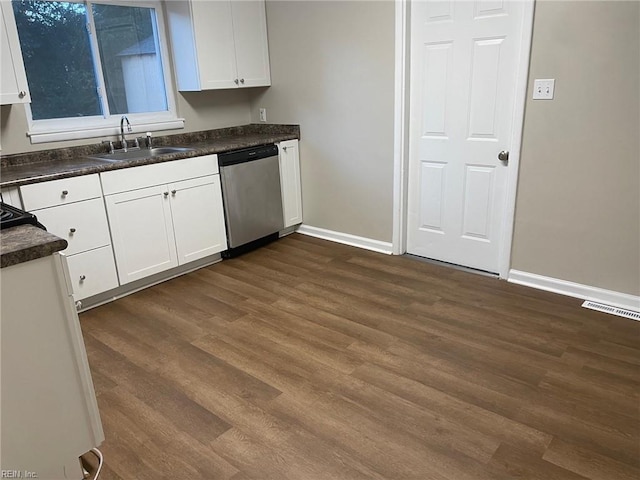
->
[407,0,528,273]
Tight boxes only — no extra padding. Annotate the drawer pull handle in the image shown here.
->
[163,191,169,197]
[61,190,69,196]
[69,228,76,234]
[18,90,27,98]
[171,190,177,195]
[79,275,86,282]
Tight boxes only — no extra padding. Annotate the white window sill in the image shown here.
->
[28,118,185,144]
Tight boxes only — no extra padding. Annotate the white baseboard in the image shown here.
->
[508,270,640,312]
[296,224,394,255]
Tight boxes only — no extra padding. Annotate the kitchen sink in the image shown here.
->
[87,146,196,162]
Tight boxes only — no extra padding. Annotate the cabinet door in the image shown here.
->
[191,0,237,89]
[278,140,303,228]
[105,185,178,285]
[170,175,227,265]
[231,0,271,87]
[0,1,30,104]
[1,254,103,479]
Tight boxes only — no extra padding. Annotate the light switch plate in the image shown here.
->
[259,108,267,122]
[533,79,555,100]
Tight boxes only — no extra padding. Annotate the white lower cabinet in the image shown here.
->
[170,175,228,264]
[0,187,22,207]
[20,174,119,301]
[105,184,179,284]
[278,139,303,228]
[102,156,227,285]
[1,254,104,478]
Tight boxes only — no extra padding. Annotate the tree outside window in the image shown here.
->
[12,0,169,122]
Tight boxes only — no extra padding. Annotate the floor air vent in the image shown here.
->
[582,301,640,321]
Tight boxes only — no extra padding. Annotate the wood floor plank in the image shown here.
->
[97,387,238,480]
[78,233,640,480]
[351,362,554,455]
[271,296,399,348]
[513,400,640,467]
[542,437,640,480]
[84,334,232,442]
[238,297,357,349]
[487,443,590,480]
[222,314,363,374]
[561,346,640,381]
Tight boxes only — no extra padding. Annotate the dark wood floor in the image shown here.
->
[80,233,640,480]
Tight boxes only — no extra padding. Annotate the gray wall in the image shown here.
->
[512,0,640,295]
[249,0,395,242]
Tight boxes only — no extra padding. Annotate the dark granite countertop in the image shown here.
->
[0,124,300,188]
[0,123,299,267]
[1,225,68,268]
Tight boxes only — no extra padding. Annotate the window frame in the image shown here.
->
[16,0,183,144]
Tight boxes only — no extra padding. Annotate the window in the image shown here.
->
[11,0,182,143]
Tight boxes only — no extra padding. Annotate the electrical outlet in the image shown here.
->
[259,108,267,122]
[533,79,555,100]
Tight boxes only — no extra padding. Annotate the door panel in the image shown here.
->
[170,175,227,265]
[474,0,508,19]
[231,0,271,87]
[407,0,526,273]
[421,42,452,137]
[279,140,303,228]
[468,38,503,138]
[425,1,453,22]
[105,185,177,284]
[419,161,446,232]
[191,0,237,89]
[462,165,494,239]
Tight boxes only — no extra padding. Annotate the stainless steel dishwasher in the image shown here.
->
[218,144,284,257]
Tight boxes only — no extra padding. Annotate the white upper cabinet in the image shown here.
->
[229,0,271,88]
[165,0,271,91]
[0,1,31,104]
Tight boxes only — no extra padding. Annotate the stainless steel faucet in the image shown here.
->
[120,115,132,152]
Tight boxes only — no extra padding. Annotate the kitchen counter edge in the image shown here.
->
[1,225,68,268]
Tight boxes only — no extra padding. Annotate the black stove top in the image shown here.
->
[0,202,46,230]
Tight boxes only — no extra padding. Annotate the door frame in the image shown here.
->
[392,0,536,279]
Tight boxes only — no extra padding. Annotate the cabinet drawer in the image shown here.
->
[64,246,119,301]
[21,174,102,211]
[100,155,219,195]
[33,198,111,256]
